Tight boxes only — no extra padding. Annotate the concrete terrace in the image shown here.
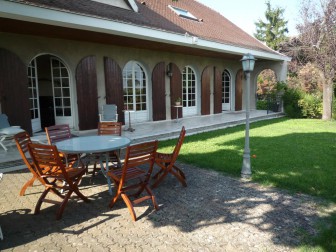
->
[0,110,283,173]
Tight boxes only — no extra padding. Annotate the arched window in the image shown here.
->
[222,69,231,110]
[123,61,148,122]
[182,66,197,111]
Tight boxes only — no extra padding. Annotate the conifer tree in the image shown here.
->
[254,1,289,50]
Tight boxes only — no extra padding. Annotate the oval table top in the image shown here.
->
[55,135,131,154]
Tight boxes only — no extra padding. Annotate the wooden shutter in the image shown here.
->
[201,66,211,115]
[152,62,166,121]
[169,63,182,119]
[104,57,125,124]
[75,56,98,130]
[214,67,222,114]
[235,69,243,111]
[0,48,32,134]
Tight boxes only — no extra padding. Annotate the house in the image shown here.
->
[0,0,290,135]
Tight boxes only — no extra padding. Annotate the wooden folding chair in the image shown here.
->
[14,131,46,196]
[151,126,187,188]
[45,124,80,167]
[107,140,158,221]
[28,143,89,220]
[90,122,123,179]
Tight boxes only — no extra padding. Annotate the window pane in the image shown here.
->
[56,108,63,116]
[63,98,71,106]
[63,88,70,97]
[54,88,62,97]
[64,108,71,116]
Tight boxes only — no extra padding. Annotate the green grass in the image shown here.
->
[158,117,336,251]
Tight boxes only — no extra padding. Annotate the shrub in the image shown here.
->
[257,100,268,110]
[283,88,304,118]
[298,92,323,118]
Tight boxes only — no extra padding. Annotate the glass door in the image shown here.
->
[51,58,73,127]
[28,59,41,133]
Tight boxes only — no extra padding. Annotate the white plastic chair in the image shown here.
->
[99,104,118,122]
[0,114,24,151]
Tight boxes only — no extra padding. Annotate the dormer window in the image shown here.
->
[91,0,138,12]
[168,5,199,21]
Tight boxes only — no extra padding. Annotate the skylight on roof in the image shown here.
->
[168,5,199,21]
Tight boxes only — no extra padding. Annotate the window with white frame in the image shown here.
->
[168,5,199,21]
[182,66,196,107]
[222,69,231,110]
[123,61,147,112]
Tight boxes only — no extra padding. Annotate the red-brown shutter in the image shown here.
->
[214,67,222,114]
[169,63,182,119]
[152,62,166,121]
[0,48,32,134]
[75,56,98,130]
[104,57,125,124]
[201,66,211,115]
[235,69,243,111]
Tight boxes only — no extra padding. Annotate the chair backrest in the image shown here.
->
[28,143,65,179]
[122,140,158,179]
[101,104,118,122]
[14,131,37,174]
[98,122,122,136]
[172,126,186,162]
[45,124,72,145]
[0,114,11,129]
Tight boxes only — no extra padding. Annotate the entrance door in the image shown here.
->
[51,57,73,127]
[28,59,41,133]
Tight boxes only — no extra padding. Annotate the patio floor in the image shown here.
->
[0,110,325,251]
[0,110,283,173]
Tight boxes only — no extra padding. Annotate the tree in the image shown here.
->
[254,1,289,50]
[297,0,336,120]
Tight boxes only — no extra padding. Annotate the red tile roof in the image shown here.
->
[15,0,275,54]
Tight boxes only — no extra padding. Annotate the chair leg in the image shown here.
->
[19,176,37,196]
[173,165,186,179]
[90,162,98,182]
[56,190,72,220]
[109,192,120,208]
[121,193,137,221]
[151,164,170,189]
[170,165,187,187]
[34,188,51,215]
[144,185,159,210]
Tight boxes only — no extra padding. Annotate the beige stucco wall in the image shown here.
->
[0,32,285,130]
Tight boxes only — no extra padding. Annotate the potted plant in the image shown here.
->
[175,97,182,106]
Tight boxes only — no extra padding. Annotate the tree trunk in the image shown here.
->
[322,78,333,120]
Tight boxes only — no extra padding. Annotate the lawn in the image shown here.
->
[159,117,336,202]
[158,117,336,251]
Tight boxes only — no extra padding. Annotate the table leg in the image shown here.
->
[128,111,135,132]
[99,152,113,195]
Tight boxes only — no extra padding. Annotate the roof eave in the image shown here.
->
[0,1,291,62]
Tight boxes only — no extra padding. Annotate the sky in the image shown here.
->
[197,0,302,36]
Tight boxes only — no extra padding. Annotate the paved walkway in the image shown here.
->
[0,110,326,251]
[0,162,324,251]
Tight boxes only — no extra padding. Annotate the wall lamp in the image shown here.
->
[166,63,173,77]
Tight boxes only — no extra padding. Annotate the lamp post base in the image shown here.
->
[241,152,251,178]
